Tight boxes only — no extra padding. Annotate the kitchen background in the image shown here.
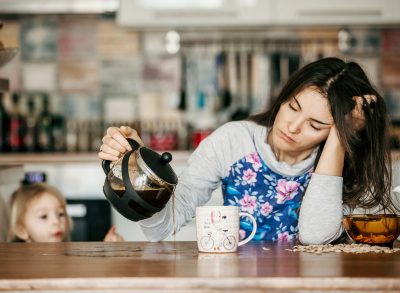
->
[1,0,400,241]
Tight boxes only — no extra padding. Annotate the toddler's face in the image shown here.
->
[22,193,68,242]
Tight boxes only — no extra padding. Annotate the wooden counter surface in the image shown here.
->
[0,241,399,292]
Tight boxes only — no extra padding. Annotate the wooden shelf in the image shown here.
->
[0,151,192,165]
[0,152,99,165]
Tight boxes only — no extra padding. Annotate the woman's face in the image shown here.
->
[271,86,334,156]
[19,193,68,242]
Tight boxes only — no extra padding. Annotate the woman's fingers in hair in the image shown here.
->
[353,95,377,109]
[363,94,377,104]
[350,95,376,130]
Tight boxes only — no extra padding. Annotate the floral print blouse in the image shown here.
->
[222,152,313,241]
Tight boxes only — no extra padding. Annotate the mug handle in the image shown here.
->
[238,212,257,246]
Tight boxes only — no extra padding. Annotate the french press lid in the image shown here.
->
[130,139,178,189]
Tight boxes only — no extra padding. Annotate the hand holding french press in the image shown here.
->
[98,126,144,163]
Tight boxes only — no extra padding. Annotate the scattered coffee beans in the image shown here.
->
[286,243,400,254]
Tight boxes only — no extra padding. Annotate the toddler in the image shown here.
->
[8,183,124,242]
[8,183,72,242]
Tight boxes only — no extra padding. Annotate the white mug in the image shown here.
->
[196,206,257,253]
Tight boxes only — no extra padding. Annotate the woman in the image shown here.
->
[98,57,398,244]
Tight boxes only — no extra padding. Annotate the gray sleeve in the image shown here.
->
[138,126,227,242]
[298,173,344,245]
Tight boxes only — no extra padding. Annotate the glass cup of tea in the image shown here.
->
[343,214,400,248]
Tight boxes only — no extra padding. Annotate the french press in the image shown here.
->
[102,139,178,221]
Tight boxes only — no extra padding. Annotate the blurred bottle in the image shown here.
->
[140,120,151,147]
[190,112,216,150]
[24,95,37,152]
[66,120,78,152]
[0,92,10,152]
[8,92,25,152]
[52,114,66,152]
[177,118,189,150]
[77,120,90,152]
[36,93,53,152]
[89,120,102,152]
[150,119,178,151]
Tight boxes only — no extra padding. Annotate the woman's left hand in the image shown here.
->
[349,95,376,130]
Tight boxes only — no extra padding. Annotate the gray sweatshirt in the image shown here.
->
[139,120,344,244]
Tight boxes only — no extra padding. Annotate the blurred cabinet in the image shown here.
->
[273,0,400,25]
[117,0,274,28]
[118,0,400,28]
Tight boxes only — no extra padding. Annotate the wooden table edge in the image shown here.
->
[1,277,400,291]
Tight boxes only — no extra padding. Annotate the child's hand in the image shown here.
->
[103,225,124,242]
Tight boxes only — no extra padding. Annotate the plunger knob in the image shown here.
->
[160,152,172,164]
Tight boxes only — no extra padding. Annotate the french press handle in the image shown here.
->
[101,138,142,175]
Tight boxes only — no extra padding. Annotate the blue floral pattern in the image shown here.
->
[222,152,313,241]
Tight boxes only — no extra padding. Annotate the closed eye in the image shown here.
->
[310,123,321,131]
[289,97,332,128]
[288,103,299,111]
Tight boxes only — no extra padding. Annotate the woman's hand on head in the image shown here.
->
[98,126,144,162]
[349,95,376,130]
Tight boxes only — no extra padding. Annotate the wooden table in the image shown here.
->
[0,241,399,292]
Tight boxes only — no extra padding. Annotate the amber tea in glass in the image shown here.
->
[343,214,400,247]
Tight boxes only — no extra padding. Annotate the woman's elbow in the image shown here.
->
[298,229,337,245]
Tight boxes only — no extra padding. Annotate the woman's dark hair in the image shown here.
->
[250,57,398,213]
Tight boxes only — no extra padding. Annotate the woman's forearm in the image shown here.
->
[298,174,344,244]
[299,127,346,245]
